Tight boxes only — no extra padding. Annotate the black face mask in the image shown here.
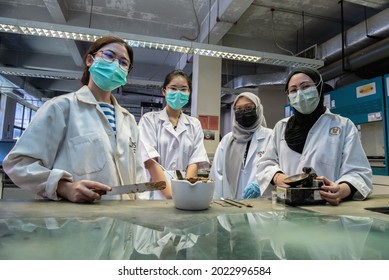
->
[235,108,258,127]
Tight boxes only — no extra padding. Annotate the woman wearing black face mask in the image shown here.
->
[210,92,272,199]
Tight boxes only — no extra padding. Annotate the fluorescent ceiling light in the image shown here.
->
[0,66,82,80]
[0,17,324,69]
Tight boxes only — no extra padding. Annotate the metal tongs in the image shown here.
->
[175,170,184,180]
[220,198,253,208]
[150,158,176,179]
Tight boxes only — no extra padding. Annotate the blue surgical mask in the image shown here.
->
[166,91,189,110]
[288,86,320,114]
[89,57,127,91]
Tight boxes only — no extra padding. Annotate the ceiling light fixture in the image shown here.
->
[0,17,323,68]
[0,66,82,80]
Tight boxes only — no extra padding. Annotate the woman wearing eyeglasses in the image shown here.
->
[209,92,272,199]
[3,36,146,203]
[138,69,209,199]
[256,67,372,205]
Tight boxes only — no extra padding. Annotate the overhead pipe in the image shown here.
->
[339,0,348,73]
[320,36,389,81]
[223,71,289,89]
[318,7,389,64]
[224,7,389,89]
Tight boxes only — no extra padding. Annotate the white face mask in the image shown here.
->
[288,86,320,114]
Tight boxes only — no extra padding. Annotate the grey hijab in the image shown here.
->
[225,92,266,197]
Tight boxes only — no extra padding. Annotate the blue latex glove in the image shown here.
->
[243,182,260,198]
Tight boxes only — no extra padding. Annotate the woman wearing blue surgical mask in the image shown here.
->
[256,67,372,205]
[138,70,209,199]
[3,36,146,203]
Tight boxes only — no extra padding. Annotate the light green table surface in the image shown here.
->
[0,195,388,260]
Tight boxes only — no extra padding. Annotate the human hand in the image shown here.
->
[273,172,289,187]
[56,179,112,203]
[243,182,260,198]
[316,176,351,206]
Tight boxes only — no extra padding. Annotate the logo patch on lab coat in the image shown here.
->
[329,127,341,136]
[257,151,265,158]
[129,137,137,153]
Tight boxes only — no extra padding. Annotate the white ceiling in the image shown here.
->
[0,0,388,117]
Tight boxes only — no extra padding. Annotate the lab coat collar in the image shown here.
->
[281,107,337,136]
[75,86,99,105]
[281,107,335,125]
[178,112,191,126]
[75,85,130,117]
[253,126,269,141]
[242,127,269,165]
[159,107,190,135]
[159,108,190,125]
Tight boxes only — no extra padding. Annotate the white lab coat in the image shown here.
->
[138,108,209,199]
[3,86,146,200]
[256,109,373,199]
[134,225,199,258]
[210,127,272,199]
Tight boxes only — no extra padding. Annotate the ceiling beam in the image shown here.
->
[345,0,389,9]
[178,0,254,73]
[43,0,84,67]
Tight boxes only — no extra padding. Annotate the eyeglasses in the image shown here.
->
[234,105,256,113]
[93,50,133,72]
[286,82,316,95]
[166,86,190,93]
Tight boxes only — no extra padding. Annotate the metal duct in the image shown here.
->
[223,71,289,89]
[319,8,389,63]
[321,36,389,81]
[224,7,389,89]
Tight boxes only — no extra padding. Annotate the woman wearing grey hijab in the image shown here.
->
[210,92,272,199]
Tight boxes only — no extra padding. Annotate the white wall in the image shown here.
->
[0,94,16,140]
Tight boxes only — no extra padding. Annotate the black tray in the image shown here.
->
[364,207,389,215]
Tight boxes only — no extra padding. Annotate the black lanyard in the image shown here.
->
[243,139,251,166]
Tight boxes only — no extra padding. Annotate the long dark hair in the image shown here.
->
[161,69,192,92]
[80,36,134,85]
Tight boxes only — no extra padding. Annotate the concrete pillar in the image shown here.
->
[191,55,222,156]
[0,94,16,140]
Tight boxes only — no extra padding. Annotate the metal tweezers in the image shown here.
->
[220,198,253,208]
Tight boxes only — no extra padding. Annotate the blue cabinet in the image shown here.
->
[326,77,388,175]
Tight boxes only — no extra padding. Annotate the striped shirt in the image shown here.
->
[99,102,116,132]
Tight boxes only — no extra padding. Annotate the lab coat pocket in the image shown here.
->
[316,137,340,169]
[68,133,107,176]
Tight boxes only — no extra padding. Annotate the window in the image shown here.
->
[13,102,35,139]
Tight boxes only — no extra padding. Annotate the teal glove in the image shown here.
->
[243,182,260,198]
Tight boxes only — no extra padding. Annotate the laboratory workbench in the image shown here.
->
[0,195,388,260]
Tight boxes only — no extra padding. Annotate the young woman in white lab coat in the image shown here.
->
[138,70,209,199]
[256,67,373,205]
[210,92,272,199]
[3,36,146,203]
